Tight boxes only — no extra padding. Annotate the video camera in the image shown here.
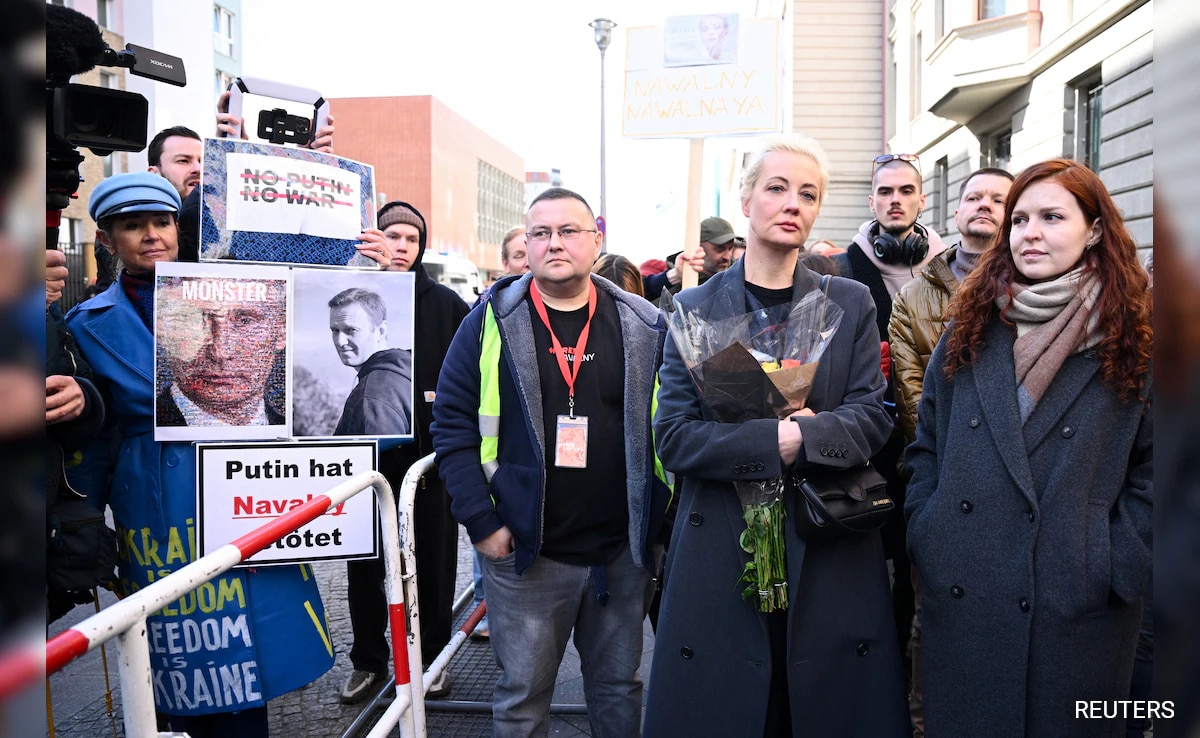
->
[46,4,187,219]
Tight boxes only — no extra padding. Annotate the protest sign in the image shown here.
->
[291,268,416,440]
[623,17,781,138]
[198,138,377,267]
[155,261,292,442]
[197,441,378,566]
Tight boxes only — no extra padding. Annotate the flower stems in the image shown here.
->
[738,498,788,612]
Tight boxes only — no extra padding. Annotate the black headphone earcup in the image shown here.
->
[872,230,899,261]
[903,224,930,264]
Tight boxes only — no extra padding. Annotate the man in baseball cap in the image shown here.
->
[697,216,739,281]
[642,216,737,298]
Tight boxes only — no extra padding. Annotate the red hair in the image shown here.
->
[944,159,1151,400]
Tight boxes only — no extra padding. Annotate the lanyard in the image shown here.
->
[529,280,597,417]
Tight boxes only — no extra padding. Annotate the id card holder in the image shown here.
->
[554,415,588,469]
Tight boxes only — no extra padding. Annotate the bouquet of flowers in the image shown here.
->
[666,283,843,612]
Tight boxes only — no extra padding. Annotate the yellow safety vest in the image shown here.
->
[476,299,672,497]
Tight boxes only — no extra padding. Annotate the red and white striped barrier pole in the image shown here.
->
[368,453,438,738]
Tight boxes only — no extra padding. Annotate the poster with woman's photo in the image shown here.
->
[663,13,740,67]
[291,268,416,439]
[154,262,292,441]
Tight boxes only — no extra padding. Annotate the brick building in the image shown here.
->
[330,96,524,275]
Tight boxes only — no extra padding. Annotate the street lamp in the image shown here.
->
[589,17,616,225]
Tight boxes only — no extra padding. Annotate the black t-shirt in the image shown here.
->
[744,282,794,309]
[530,288,628,566]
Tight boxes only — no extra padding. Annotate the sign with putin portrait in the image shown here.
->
[155,262,292,442]
[153,262,416,443]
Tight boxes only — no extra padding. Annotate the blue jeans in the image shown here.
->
[483,546,652,738]
[473,549,486,607]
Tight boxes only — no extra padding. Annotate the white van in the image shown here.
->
[421,252,483,304]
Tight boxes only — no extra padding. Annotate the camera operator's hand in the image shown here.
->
[356,228,392,269]
[46,249,68,308]
[46,374,86,425]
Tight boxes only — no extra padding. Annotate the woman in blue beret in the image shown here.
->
[66,171,389,736]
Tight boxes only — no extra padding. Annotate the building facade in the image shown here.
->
[331,95,524,275]
[888,0,1152,255]
[685,1,889,247]
[50,0,242,288]
[525,169,564,212]
[123,0,240,170]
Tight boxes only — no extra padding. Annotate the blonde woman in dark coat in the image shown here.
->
[645,134,908,737]
[905,159,1152,737]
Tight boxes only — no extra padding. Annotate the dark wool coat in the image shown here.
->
[644,259,909,738]
[905,318,1153,738]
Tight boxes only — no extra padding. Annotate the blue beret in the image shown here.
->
[89,172,182,222]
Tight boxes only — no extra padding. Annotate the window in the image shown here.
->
[62,218,83,251]
[214,70,234,99]
[935,0,947,38]
[1077,79,1103,172]
[102,154,113,178]
[97,0,113,28]
[213,6,235,58]
[986,129,1012,171]
[979,0,1008,19]
[910,33,923,120]
[99,71,118,89]
[934,157,950,235]
[476,161,523,246]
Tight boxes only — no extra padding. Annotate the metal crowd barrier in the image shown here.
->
[38,466,427,738]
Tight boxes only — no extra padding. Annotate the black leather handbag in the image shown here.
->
[792,462,894,540]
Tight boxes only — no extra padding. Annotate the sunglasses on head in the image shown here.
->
[872,153,921,176]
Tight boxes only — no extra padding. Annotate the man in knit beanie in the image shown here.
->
[378,203,425,273]
[338,200,470,704]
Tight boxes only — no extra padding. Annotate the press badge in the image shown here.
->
[554,415,589,468]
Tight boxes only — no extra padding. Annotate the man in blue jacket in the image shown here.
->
[432,187,670,737]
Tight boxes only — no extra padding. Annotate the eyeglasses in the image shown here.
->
[872,153,921,176]
[525,227,598,243]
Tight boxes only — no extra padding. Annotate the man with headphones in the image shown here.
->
[831,153,948,702]
[834,154,948,336]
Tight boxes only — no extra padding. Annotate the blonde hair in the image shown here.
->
[739,133,831,205]
[500,226,524,262]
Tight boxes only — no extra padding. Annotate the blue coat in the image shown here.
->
[66,283,334,717]
[431,273,671,576]
[644,260,909,737]
[905,318,1152,737]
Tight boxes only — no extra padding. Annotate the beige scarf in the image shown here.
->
[998,267,1102,423]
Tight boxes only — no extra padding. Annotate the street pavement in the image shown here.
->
[47,526,657,737]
